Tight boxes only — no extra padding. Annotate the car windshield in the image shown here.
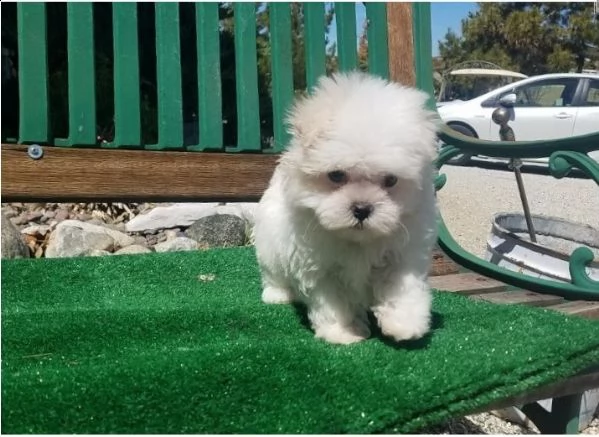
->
[438,75,522,102]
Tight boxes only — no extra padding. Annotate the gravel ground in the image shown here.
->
[432,161,599,434]
[437,161,599,258]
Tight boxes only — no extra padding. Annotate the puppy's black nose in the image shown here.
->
[352,203,373,222]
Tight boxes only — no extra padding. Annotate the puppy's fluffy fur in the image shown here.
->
[253,72,439,345]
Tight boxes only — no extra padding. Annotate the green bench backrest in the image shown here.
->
[14,2,433,152]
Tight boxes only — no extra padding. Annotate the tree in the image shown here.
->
[438,2,599,76]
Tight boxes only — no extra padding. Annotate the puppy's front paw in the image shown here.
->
[314,322,370,345]
[262,286,295,304]
[376,309,430,342]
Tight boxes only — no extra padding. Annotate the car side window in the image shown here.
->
[510,78,579,108]
[582,79,599,107]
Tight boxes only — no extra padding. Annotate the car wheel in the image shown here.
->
[446,123,476,165]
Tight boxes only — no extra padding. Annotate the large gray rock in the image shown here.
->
[125,202,257,233]
[45,220,135,258]
[1,213,30,259]
[185,214,247,248]
[154,237,198,253]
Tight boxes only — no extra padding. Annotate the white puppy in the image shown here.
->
[253,72,439,345]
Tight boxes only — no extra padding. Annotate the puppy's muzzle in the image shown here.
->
[351,202,373,222]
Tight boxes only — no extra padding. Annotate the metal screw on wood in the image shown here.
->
[27,144,44,160]
[492,107,537,243]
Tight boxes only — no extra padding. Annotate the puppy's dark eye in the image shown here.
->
[328,170,347,184]
[383,174,398,188]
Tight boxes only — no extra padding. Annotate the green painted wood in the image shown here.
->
[188,2,223,152]
[147,2,183,150]
[269,2,294,152]
[229,2,261,152]
[304,2,326,91]
[335,3,357,71]
[108,3,141,148]
[56,2,97,147]
[17,3,50,144]
[412,2,435,110]
[365,3,389,79]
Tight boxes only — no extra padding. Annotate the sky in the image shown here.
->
[327,2,479,57]
[430,2,479,56]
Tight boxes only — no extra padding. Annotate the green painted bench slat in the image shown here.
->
[303,2,327,91]
[109,3,142,149]
[335,3,357,71]
[189,2,224,152]
[365,2,389,79]
[56,2,97,147]
[148,3,184,150]
[229,2,261,152]
[269,2,294,152]
[17,2,50,144]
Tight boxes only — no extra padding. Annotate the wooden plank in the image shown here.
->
[429,249,461,277]
[546,301,599,320]
[1,145,278,203]
[386,2,414,86]
[473,290,564,308]
[430,273,507,294]
[17,3,50,144]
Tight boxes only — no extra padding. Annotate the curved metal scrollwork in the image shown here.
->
[435,124,599,300]
[548,151,599,183]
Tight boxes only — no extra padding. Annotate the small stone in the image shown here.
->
[154,237,198,253]
[76,213,92,221]
[132,236,148,247]
[44,210,56,219]
[185,214,247,248]
[156,232,168,243]
[145,235,159,246]
[2,208,18,219]
[87,219,106,226]
[45,220,135,258]
[21,224,52,236]
[11,212,29,226]
[26,210,43,222]
[55,209,70,222]
[165,230,179,241]
[89,249,112,257]
[126,202,257,233]
[114,245,152,256]
[1,213,30,259]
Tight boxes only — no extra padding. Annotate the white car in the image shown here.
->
[437,73,599,164]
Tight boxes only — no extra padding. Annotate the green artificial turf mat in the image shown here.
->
[2,247,599,434]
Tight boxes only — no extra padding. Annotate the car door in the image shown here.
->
[572,78,599,136]
[502,77,580,141]
[573,78,599,163]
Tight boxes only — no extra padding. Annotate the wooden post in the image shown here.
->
[386,2,415,86]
